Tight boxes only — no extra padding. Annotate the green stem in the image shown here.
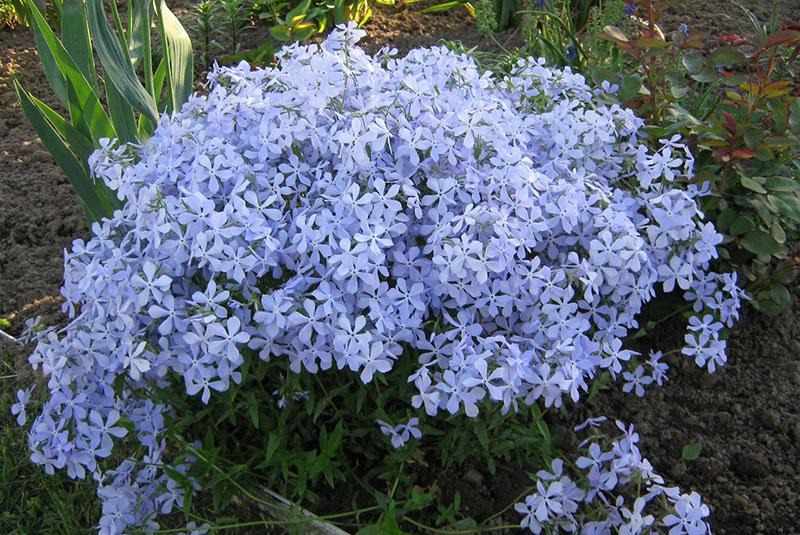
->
[402,516,519,534]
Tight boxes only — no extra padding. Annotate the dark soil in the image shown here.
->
[2,2,800,534]
[0,30,86,324]
[660,0,799,36]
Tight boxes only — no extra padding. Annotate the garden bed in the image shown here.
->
[1,2,800,533]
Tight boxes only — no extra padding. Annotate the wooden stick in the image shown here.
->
[233,487,351,535]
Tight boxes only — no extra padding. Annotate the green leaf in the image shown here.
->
[764,176,800,192]
[740,175,767,194]
[774,266,799,285]
[245,391,259,428]
[421,1,467,13]
[743,129,763,150]
[682,51,706,74]
[25,0,114,144]
[789,98,800,133]
[14,79,113,222]
[325,421,343,454]
[690,67,720,83]
[25,91,94,162]
[769,193,800,222]
[730,216,756,234]
[264,432,281,465]
[87,0,159,124]
[62,0,98,92]
[474,421,489,451]
[270,24,291,41]
[618,74,642,101]
[106,80,138,144]
[381,503,403,535]
[770,284,792,308]
[749,198,772,223]
[156,0,193,112]
[756,284,792,315]
[133,0,155,106]
[408,487,434,511]
[771,222,786,243]
[717,208,737,232]
[754,145,775,161]
[741,230,784,256]
[768,99,789,132]
[25,0,67,106]
[681,441,703,461]
[709,46,746,65]
[128,0,152,70]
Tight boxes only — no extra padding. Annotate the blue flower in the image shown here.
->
[10,387,33,426]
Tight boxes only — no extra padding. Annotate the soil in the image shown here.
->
[0,30,87,325]
[2,2,800,534]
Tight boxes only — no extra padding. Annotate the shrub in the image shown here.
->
[15,25,742,533]
[252,0,382,42]
[596,2,800,314]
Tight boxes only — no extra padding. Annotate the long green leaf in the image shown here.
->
[138,57,167,138]
[25,0,114,143]
[14,79,113,222]
[87,0,159,124]
[61,0,98,92]
[156,0,194,112]
[106,81,139,144]
[128,0,151,71]
[135,0,155,101]
[25,0,67,106]
[26,92,95,163]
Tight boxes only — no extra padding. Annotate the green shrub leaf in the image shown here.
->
[681,441,703,461]
[741,230,784,256]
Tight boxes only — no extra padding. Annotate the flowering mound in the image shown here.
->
[18,25,743,533]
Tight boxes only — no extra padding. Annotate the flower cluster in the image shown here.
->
[17,24,742,532]
[515,419,712,534]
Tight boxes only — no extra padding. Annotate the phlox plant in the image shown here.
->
[515,417,713,534]
[13,24,744,533]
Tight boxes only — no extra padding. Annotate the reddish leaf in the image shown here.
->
[722,111,737,134]
[712,148,732,162]
[760,30,800,52]
[718,32,746,46]
[732,148,756,159]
